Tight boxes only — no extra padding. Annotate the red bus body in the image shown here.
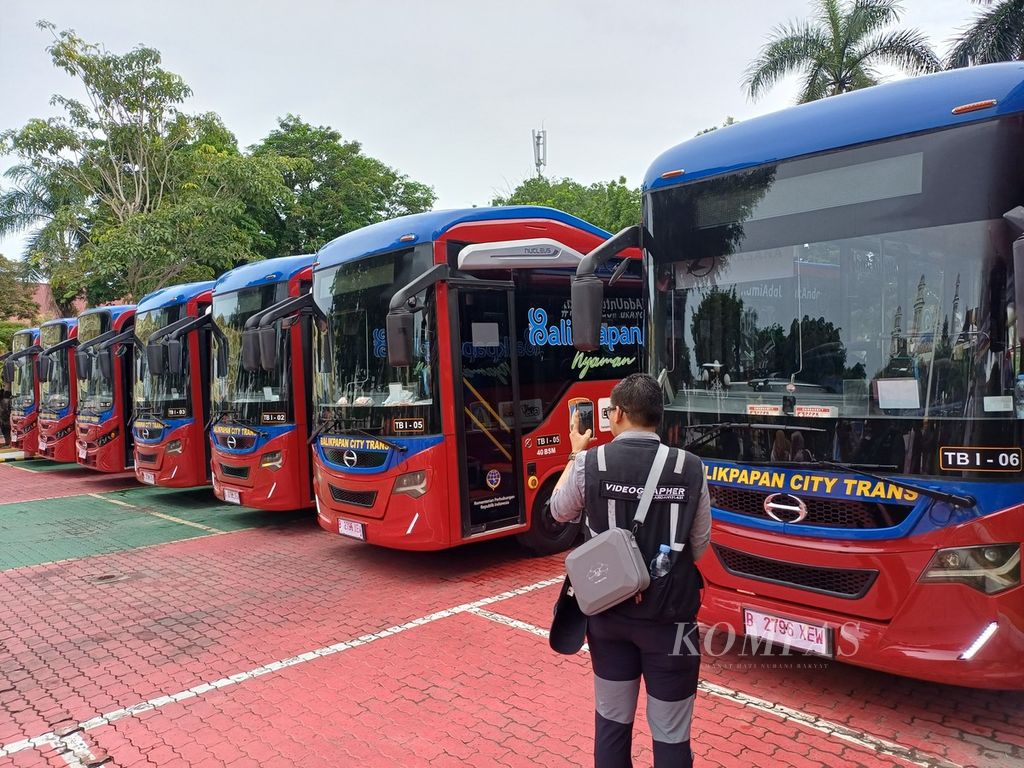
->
[75,306,136,472]
[37,319,79,462]
[7,328,41,457]
[311,207,642,553]
[133,282,216,488]
[209,255,315,511]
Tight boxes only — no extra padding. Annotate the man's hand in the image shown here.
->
[570,409,592,453]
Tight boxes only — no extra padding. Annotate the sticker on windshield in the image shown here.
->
[393,418,424,433]
[261,412,287,424]
[167,407,187,418]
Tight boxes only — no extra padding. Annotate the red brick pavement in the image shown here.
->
[1,519,1022,767]
[0,465,137,504]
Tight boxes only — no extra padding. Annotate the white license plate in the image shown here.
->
[38,439,46,450]
[141,471,155,485]
[224,488,241,504]
[338,519,365,540]
[77,445,86,459]
[743,608,832,657]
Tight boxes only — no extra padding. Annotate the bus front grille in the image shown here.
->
[213,432,257,451]
[713,545,877,599]
[322,447,388,468]
[328,484,377,508]
[136,451,159,464]
[219,463,250,480]
[709,485,913,529]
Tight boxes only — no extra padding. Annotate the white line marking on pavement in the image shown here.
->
[468,608,962,768]
[87,493,225,534]
[0,576,563,759]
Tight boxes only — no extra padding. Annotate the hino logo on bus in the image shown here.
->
[226,435,237,450]
[343,450,358,467]
[763,493,808,523]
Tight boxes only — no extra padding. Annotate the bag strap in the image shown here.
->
[632,443,671,529]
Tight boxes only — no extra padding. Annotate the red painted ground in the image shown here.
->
[1,515,1022,766]
[0,465,137,504]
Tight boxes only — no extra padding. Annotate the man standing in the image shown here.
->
[550,373,711,768]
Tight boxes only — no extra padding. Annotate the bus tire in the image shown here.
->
[517,477,580,556]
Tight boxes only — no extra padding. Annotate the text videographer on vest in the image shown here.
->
[550,372,711,768]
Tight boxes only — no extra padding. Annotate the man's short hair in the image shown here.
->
[610,373,663,428]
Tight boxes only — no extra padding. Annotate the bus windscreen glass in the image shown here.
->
[313,244,440,436]
[648,117,1023,478]
[135,305,190,419]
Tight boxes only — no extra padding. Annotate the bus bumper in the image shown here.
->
[313,443,449,550]
[10,415,38,457]
[135,428,207,488]
[698,504,1024,690]
[76,421,129,472]
[210,432,311,511]
[37,417,77,462]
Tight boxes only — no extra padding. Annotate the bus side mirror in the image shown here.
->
[258,326,278,372]
[571,275,604,352]
[2,359,13,384]
[1014,237,1024,349]
[98,350,112,380]
[37,355,51,381]
[241,329,261,373]
[166,339,183,376]
[386,311,414,368]
[147,342,165,376]
[77,352,92,379]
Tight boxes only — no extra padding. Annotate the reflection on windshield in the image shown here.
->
[313,245,440,435]
[135,306,191,418]
[40,352,70,411]
[212,283,290,425]
[10,356,34,409]
[76,313,114,414]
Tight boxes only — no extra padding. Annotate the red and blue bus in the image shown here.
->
[311,207,642,553]
[133,282,216,488]
[36,318,79,462]
[75,306,137,472]
[572,63,1024,688]
[5,328,41,457]
[209,255,315,510]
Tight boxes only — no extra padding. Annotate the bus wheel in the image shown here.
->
[517,478,580,556]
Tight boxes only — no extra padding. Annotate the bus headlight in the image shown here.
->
[393,470,427,498]
[260,451,283,470]
[165,440,183,455]
[919,544,1020,594]
[95,428,119,447]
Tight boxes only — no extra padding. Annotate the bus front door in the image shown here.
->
[455,287,524,537]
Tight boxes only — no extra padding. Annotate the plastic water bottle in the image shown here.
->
[650,544,672,579]
[1015,374,1024,419]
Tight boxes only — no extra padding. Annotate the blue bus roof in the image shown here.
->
[137,281,216,313]
[314,206,611,272]
[645,62,1024,192]
[213,255,315,295]
[79,305,135,321]
[13,328,39,339]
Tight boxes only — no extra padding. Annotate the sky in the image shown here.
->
[0,0,980,260]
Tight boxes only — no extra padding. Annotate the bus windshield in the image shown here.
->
[313,244,440,435]
[77,313,114,414]
[135,305,190,419]
[648,117,1023,478]
[39,325,70,411]
[10,334,35,410]
[212,283,291,425]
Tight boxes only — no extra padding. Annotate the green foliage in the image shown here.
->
[0,255,38,322]
[1,24,289,302]
[744,0,939,103]
[491,175,640,234]
[250,115,436,255]
[0,322,32,355]
[696,117,738,137]
[946,0,1024,68]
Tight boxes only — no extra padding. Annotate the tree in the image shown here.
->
[0,255,38,321]
[744,0,939,103]
[946,1,1024,68]
[491,175,640,234]
[1,24,289,302]
[696,117,738,136]
[250,115,436,255]
[0,164,88,315]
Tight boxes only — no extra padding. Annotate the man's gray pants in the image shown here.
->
[588,612,700,767]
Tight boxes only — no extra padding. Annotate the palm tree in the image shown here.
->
[745,0,940,103]
[946,1,1024,68]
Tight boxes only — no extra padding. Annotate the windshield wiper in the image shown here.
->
[731,458,976,509]
[333,423,407,453]
[308,417,343,445]
[684,422,826,452]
